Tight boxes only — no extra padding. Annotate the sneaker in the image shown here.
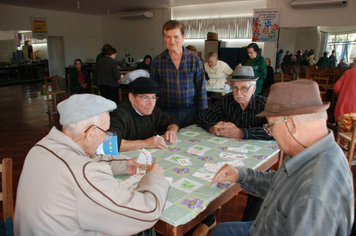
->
[192,218,217,236]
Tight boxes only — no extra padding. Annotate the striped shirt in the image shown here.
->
[196,94,272,140]
[150,47,208,114]
[238,132,354,235]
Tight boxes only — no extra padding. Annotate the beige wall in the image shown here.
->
[101,8,171,62]
[0,4,102,66]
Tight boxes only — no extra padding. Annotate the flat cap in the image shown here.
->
[57,94,117,125]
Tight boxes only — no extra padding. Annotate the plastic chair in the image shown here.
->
[43,75,67,115]
[337,121,356,167]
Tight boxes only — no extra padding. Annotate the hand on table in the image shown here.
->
[144,136,168,150]
[211,164,239,184]
[146,162,164,176]
[209,122,242,139]
[164,130,177,144]
[125,158,141,175]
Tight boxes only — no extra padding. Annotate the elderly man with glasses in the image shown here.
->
[110,70,180,151]
[15,94,170,235]
[197,66,272,141]
[211,80,354,236]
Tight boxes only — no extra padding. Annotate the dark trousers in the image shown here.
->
[242,195,264,221]
[158,105,197,128]
[99,85,119,105]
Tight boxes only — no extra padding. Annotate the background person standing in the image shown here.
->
[150,20,207,128]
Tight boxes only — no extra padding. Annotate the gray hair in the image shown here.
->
[63,113,103,135]
[250,80,257,85]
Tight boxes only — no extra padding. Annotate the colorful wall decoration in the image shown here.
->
[252,8,280,42]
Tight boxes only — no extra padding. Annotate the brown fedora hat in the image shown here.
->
[256,79,330,117]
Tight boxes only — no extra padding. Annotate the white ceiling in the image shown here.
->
[0,0,253,16]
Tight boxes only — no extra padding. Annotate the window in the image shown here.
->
[327,32,356,64]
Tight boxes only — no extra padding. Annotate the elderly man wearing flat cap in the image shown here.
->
[110,69,180,151]
[197,66,272,140]
[211,80,354,236]
[14,94,170,235]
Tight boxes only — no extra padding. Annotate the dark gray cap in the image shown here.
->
[227,66,258,82]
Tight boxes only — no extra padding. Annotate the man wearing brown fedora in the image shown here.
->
[211,80,354,236]
[197,66,272,141]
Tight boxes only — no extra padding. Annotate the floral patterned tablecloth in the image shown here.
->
[116,125,279,227]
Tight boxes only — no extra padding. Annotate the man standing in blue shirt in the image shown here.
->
[150,20,207,128]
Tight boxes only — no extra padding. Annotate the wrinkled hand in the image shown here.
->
[164,130,177,144]
[126,158,141,175]
[146,162,164,176]
[209,122,242,139]
[144,136,168,149]
[211,164,239,184]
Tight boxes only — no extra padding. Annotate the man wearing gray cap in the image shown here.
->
[197,66,272,140]
[110,70,180,151]
[14,94,170,235]
[211,80,354,236]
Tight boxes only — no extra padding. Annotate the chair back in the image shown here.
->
[337,121,356,167]
[312,76,329,102]
[44,75,60,93]
[0,158,14,221]
[90,72,100,95]
[66,73,70,90]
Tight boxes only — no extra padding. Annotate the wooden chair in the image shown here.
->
[312,76,329,102]
[90,72,100,95]
[281,66,295,82]
[43,75,67,115]
[337,121,356,167]
[0,158,14,222]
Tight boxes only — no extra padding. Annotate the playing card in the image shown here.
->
[136,149,152,174]
[180,131,201,137]
[178,159,192,166]
[219,152,249,161]
[187,145,211,156]
[227,147,248,153]
[192,172,215,182]
[207,137,229,144]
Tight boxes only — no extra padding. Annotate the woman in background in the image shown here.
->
[136,55,152,72]
[238,43,267,94]
[204,52,233,89]
[69,59,91,94]
[95,45,121,105]
[262,58,274,95]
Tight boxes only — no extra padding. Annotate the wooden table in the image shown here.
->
[116,125,280,236]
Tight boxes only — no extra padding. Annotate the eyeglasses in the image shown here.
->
[231,84,253,93]
[84,125,113,141]
[135,94,159,102]
[263,117,287,135]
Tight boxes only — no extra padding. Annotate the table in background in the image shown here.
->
[207,88,231,107]
[116,125,280,236]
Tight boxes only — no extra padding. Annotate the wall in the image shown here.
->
[0,4,102,67]
[101,9,171,62]
[0,40,16,62]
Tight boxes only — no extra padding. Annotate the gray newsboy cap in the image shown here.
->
[57,94,117,125]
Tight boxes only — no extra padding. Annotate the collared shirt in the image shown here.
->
[196,93,272,140]
[238,132,354,236]
[110,99,180,150]
[150,47,207,114]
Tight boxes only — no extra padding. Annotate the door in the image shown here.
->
[47,36,65,77]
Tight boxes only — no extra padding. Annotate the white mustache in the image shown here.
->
[235,95,244,99]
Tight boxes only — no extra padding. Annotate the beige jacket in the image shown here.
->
[14,127,170,236]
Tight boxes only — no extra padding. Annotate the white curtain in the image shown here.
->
[318,31,328,59]
[181,17,253,39]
